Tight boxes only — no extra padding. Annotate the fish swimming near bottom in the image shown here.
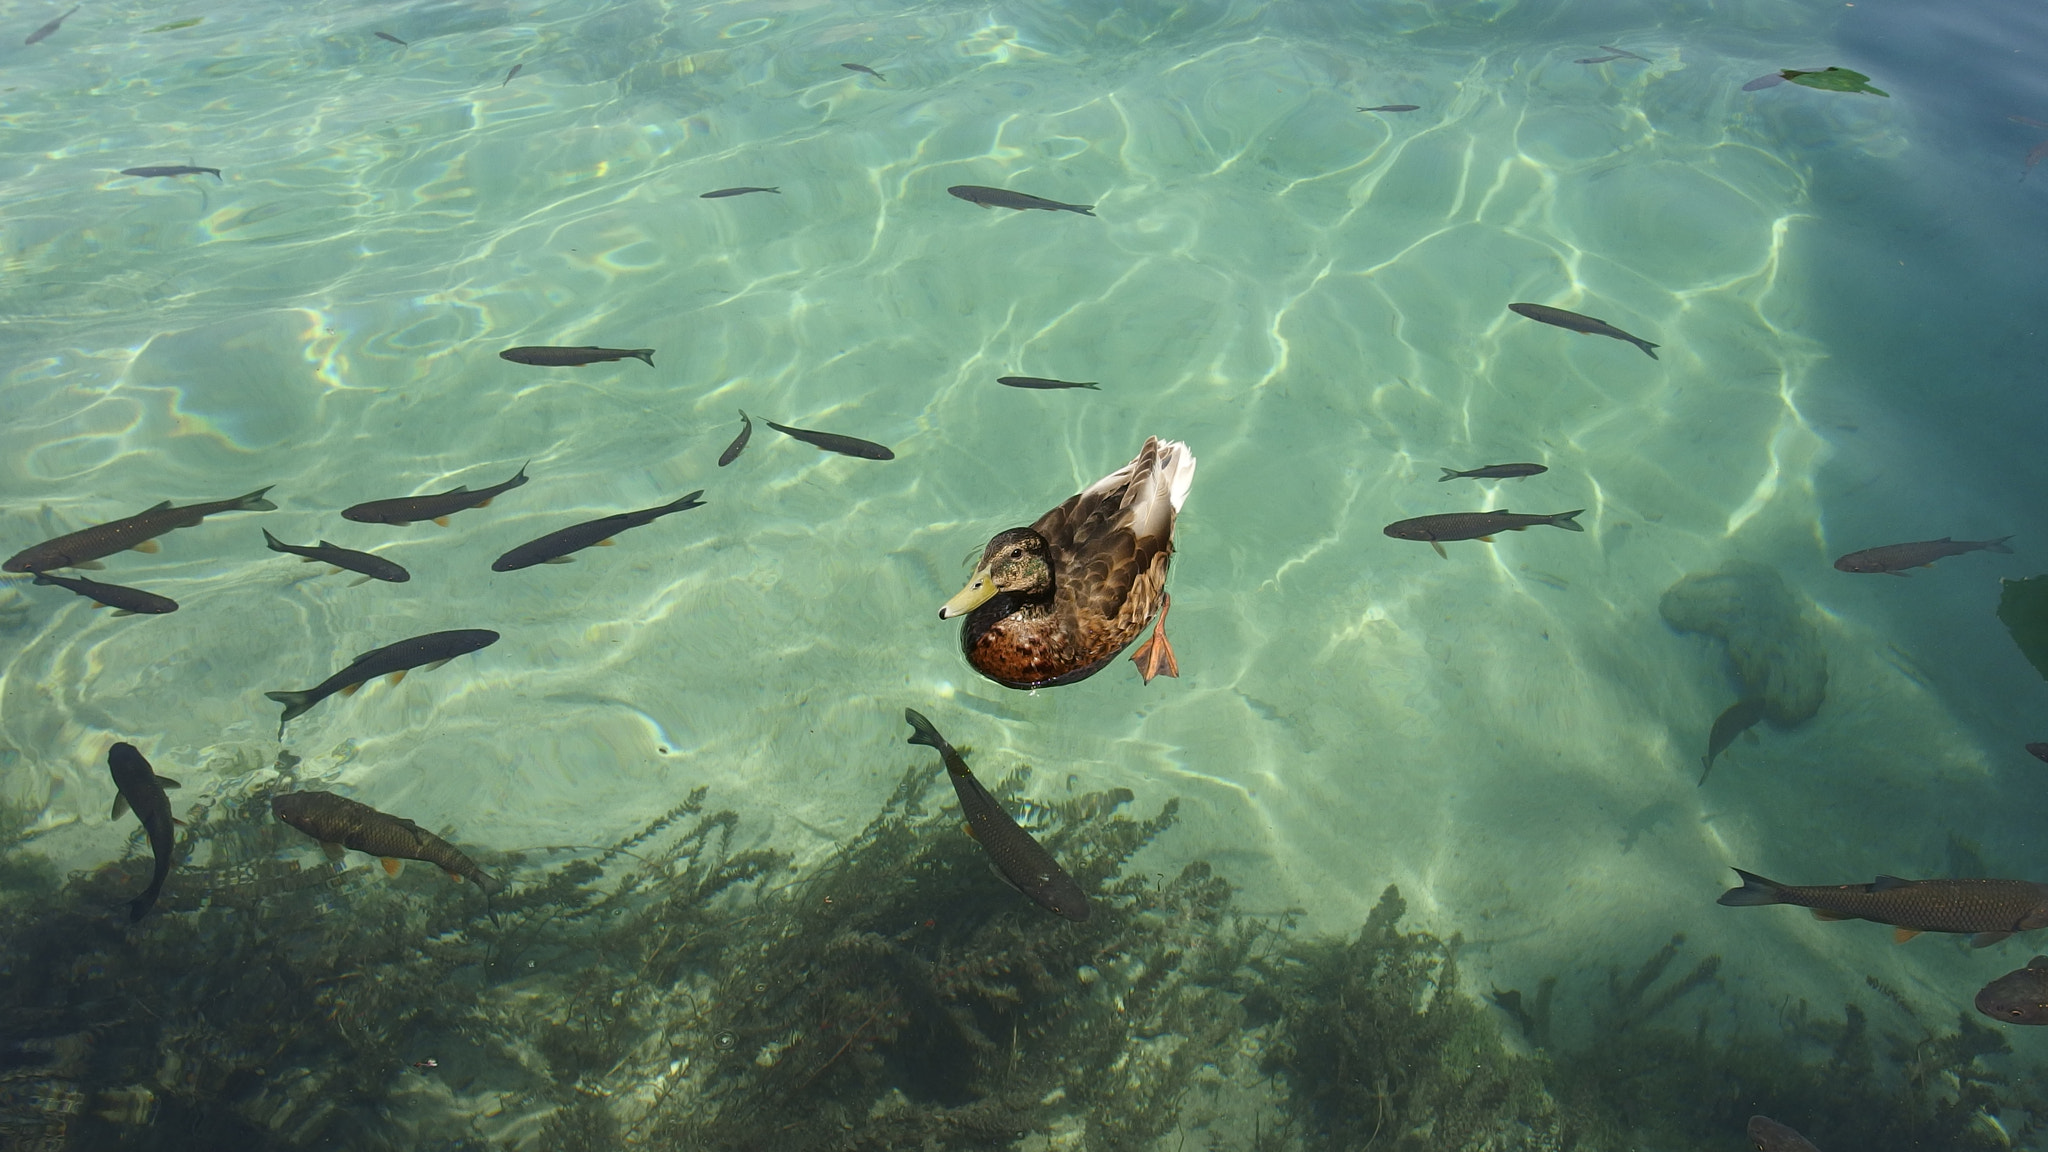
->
[719,410,753,466]
[374,31,407,46]
[5,485,276,573]
[1748,1116,1822,1152]
[2029,743,2048,764]
[1833,535,2013,575]
[1698,697,1766,785]
[1977,955,2048,1025]
[765,419,895,460]
[33,572,178,615]
[272,791,501,895]
[108,743,181,921]
[499,346,654,368]
[1358,104,1420,112]
[904,708,1089,922]
[341,464,528,526]
[702,186,780,198]
[263,529,410,584]
[121,165,222,180]
[1439,463,1545,482]
[1508,302,1660,359]
[24,4,78,45]
[265,628,500,736]
[947,185,1095,216]
[1717,868,2048,946]
[998,376,1100,390]
[1383,509,1584,558]
[841,62,886,81]
[491,491,706,571]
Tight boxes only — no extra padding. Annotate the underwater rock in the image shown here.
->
[1660,560,1827,726]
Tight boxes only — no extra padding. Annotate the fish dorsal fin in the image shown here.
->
[1894,927,1921,943]
[138,501,173,514]
[156,776,180,789]
[381,857,404,877]
[1488,509,1512,516]
[1872,875,1913,891]
[318,541,340,549]
[112,795,130,820]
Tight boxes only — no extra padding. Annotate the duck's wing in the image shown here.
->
[1033,437,1197,651]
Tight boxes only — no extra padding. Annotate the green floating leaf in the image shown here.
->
[1998,575,2048,680]
[1783,67,1889,97]
[145,18,202,32]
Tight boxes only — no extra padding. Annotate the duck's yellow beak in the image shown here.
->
[939,568,997,619]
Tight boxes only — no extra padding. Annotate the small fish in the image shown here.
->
[32,572,178,615]
[23,4,78,46]
[1698,697,1766,785]
[272,790,502,894]
[144,17,201,32]
[264,628,500,736]
[903,708,1089,922]
[341,464,528,526]
[499,346,654,367]
[1575,53,1628,64]
[718,410,753,467]
[501,62,522,86]
[4,486,276,573]
[1717,868,2048,947]
[1978,955,2048,1025]
[1833,536,2013,575]
[120,165,221,180]
[947,185,1095,216]
[107,743,181,921]
[1748,1116,1822,1152]
[2025,139,2048,180]
[1742,71,1788,91]
[491,491,706,571]
[1358,104,1420,112]
[1508,302,1660,359]
[701,187,780,198]
[841,62,885,81]
[765,419,895,460]
[1382,509,1584,558]
[2029,743,2048,764]
[412,1058,439,1070]
[2007,115,2048,130]
[263,529,410,584]
[1438,463,1545,482]
[375,31,407,46]
[998,376,1099,390]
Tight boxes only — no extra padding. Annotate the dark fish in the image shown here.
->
[1382,509,1584,558]
[1358,104,1420,112]
[903,708,1089,922]
[491,491,706,571]
[765,419,895,460]
[1438,462,1545,482]
[375,31,407,46]
[1508,302,1660,359]
[1575,54,1628,64]
[499,345,654,367]
[2029,743,2048,764]
[273,790,501,894]
[341,464,528,526]
[998,376,1099,390]
[701,186,780,198]
[32,572,177,615]
[1977,955,2048,1025]
[718,410,752,467]
[23,4,78,45]
[121,165,221,180]
[262,528,409,584]
[501,62,522,86]
[1748,1116,1822,1152]
[841,62,885,81]
[4,486,276,573]
[107,743,181,921]
[1697,697,1765,785]
[947,185,1095,216]
[1833,535,2013,575]
[1742,71,1788,92]
[264,628,500,736]
[1717,868,2048,946]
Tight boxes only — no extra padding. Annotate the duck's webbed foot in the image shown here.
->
[1129,593,1179,684]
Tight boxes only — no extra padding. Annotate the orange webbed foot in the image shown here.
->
[1130,593,1179,684]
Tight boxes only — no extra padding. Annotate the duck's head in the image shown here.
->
[939,528,1051,619]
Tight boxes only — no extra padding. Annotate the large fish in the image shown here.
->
[265,629,500,736]
[341,464,527,526]
[107,743,181,921]
[764,419,895,460]
[1382,509,1584,558]
[272,791,501,894]
[718,410,752,467]
[947,185,1095,216]
[121,165,221,180]
[499,346,654,367]
[1833,535,2013,575]
[263,529,410,584]
[1717,868,2048,946]
[4,486,276,573]
[491,491,705,571]
[1977,955,2048,1025]
[1748,1116,1821,1152]
[1697,697,1766,785]
[904,708,1089,922]
[33,572,178,615]
[23,4,78,45]
[1508,302,1660,359]
[1438,463,1545,482]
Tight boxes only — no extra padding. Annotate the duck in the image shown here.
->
[939,437,1196,689]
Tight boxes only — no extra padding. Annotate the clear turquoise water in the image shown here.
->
[4,0,2048,1142]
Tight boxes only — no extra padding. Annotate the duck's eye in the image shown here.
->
[1007,548,1022,559]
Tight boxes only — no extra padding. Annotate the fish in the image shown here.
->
[272,790,502,895]
[144,17,201,31]
[340,464,528,526]
[701,187,780,198]
[1508,303,1660,359]
[491,491,706,571]
[1575,53,1628,64]
[107,743,181,921]
[1382,509,1585,558]
[412,1058,439,1070]
[1833,535,2013,575]
[2008,115,2048,130]
[1748,1116,1822,1152]
[903,708,1089,922]
[1438,463,1546,482]
[718,410,752,467]
[1697,697,1765,785]
[499,346,654,368]
[23,4,78,45]
[1977,955,2048,1025]
[998,376,1100,390]
[2025,139,2048,180]
[1716,868,2048,947]
[2029,743,2048,764]
[1358,104,1421,112]
[840,62,885,80]
[121,165,221,180]
[375,31,407,46]
[4,486,276,573]
[502,62,522,86]
[764,419,895,460]
[947,185,1095,216]
[262,529,410,584]
[264,628,500,737]
[32,572,178,615]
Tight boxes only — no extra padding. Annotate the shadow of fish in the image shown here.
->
[1698,697,1765,785]
[1977,955,2048,1025]
[23,4,78,45]
[491,491,705,571]
[32,572,177,615]
[4,486,275,572]
[500,346,653,367]
[718,410,752,466]
[1383,509,1584,558]
[273,791,502,897]
[1718,868,2048,946]
[947,185,1094,216]
[342,464,527,526]
[108,743,181,921]
[375,31,406,46]
[1834,535,2013,575]
[265,628,500,736]
[1358,104,1420,112]
[841,62,885,81]
[1508,303,1660,359]
[702,186,779,198]
[263,529,409,584]
[765,419,894,460]
[122,165,221,180]
[1748,1116,1821,1152]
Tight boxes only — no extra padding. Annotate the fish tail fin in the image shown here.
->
[1438,468,1462,481]
[129,880,164,921]
[262,528,289,552]
[903,708,946,751]
[631,349,656,366]
[1697,756,1712,786]
[1717,867,1788,906]
[662,490,708,515]
[1549,510,1587,532]
[265,689,315,733]
[1071,203,1096,216]
[1635,338,1660,360]
[237,486,279,512]
[1989,535,2016,554]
